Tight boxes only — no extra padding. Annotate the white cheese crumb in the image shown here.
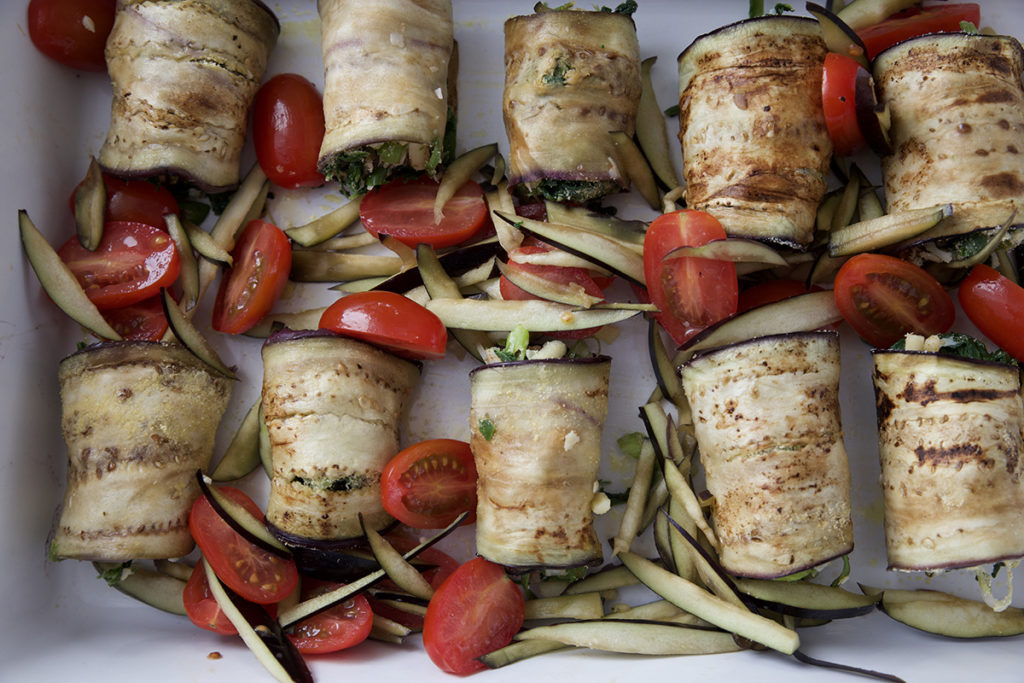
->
[563,429,580,451]
[591,491,611,515]
[390,32,405,47]
[434,87,443,99]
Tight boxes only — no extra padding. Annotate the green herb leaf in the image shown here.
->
[617,432,645,458]
[479,418,496,441]
[98,561,133,586]
[773,3,793,14]
[890,332,1018,367]
[960,20,979,33]
[663,104,680,117]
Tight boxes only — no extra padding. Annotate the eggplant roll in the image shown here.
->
[51,342,232,561]
[872,350,1024,571]
[680,332,853,578]
[317,0,454,195]
[469,357,610,570]
[262,331,420,540]
[503,9,641,204]
[677,17,831,248]
[98,0,278,193]
[874,33,1024,258]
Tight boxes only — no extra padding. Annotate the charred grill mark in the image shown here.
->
[62,517,190,541]
[980,171,1024,198]
[898,379,1020,406]
[913,442,991,470]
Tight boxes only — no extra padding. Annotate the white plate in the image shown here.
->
[2,2,1021,681]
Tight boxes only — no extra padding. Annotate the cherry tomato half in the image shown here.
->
[188,486,299,605]
[958,263,1024,364]
[102,295,168,341]
[27,0,115,72]
[738,279,821,312]
[252,74,326,190]
[858,4,981,60]
[833,253,955,348]
[212,219,292,335]
[822,52,867,157]
[360,176,489,249]
[288,579,373,655]
[499,246,607,340]
[643,210,738,346]
[318,291,448,360]
[183,561,237,636]
[380,439,477,529]
[423,557,525,675]
[58,221,180,310]
[70,174,180,230]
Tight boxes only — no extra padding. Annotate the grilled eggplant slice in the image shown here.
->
[680,332,854,578]
[503,8,641,203]
[262,330,420,540]
[469,356,611,570]
[97,0,279,193]
[677,17,832,248]
[874,33,1024,263]
[871,348,1024,571]
[317,0,454,195]
[51,342,232,561]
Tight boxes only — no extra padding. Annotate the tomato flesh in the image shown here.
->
[183,561,237,636]
[360,176,489,249]
[423,557,525,675]
[858,4,981,60]
[188,486,299,605]
[212,219,292,335]
[958,263,1024,363]
[822,52,866,157]
[102,295,168,341]
[318,291,448,360]
[738,279,821,312]
[58,221,180,310]
[27,0,115,72]
[380,439,477,529]
[833,253,955,348]
[253,74,326,190]
[70,174,180,229]
[288,579,372,655]
[643,210,737,346]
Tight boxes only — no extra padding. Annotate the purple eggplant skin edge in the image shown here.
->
[681,329,840,367]
[262,327,425,371]
[676,14,820,64]
[469,354,612,376]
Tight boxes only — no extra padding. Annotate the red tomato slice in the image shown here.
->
[499,246,607,340]
[858,4,981,60]
[359,176,489,249]
[188,486,299,605]
[738,279,822,312]
[183,561,237,636]
[318,291,448,360]
[288,579,373,655]
[212,219,292,335]
[643,210,737,346]
[833,253,955,348]
[380,439,477,529]
[252,74,326,190]
[58,221,180,310]
[822,52,867,157]
[958,263,1024,363]
[102,295,168,341]
[27,0,115,72]
[423,557,525,675]
[70,174,180,229]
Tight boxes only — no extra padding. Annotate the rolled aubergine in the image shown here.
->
[503,9,641,204]
[469,356,610,570]
[317,0,455,196]
[872,349,1024,571]
[51,342,232,561]
[680,332,853,578]
[262,330,420,541]
[677,17,831,248]
[98,0,279,192]
[874,33,1024,261]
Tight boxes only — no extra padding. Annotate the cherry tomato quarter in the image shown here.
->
[27,0,115,72]
[212,219,292,335]
[359,176,489,249]
[822,52,867,157]
[643,210,738,346]
[958,263,1024,363]
[183,561,237,636]
[288,579,373,655]
[833,253,955,348]
[58,221,180,310]
[423,557,525,675]
[252,74,326,190]
[318,291,448,360]
[858,4,981,60]
[380,439,477,529]
[188,486,299,605]
[102,295,169,341]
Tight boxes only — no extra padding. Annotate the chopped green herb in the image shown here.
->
[663,104,680,117]
[377,141,407,166]
[478,418,496,441]
[831,555,851,587]
[293,474,373,492]
[991,561,1006,579]
[98,561,133,586]
[891,332,1018,367]
[542,57,571,86]
[599,1,637,16]
[530,178,617,204]
[617,431,645,458]
[495,324,530,362]
[951,231,989,261]
[960,20,979,33]
[773,3,794,14]
[598,481,631,506]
